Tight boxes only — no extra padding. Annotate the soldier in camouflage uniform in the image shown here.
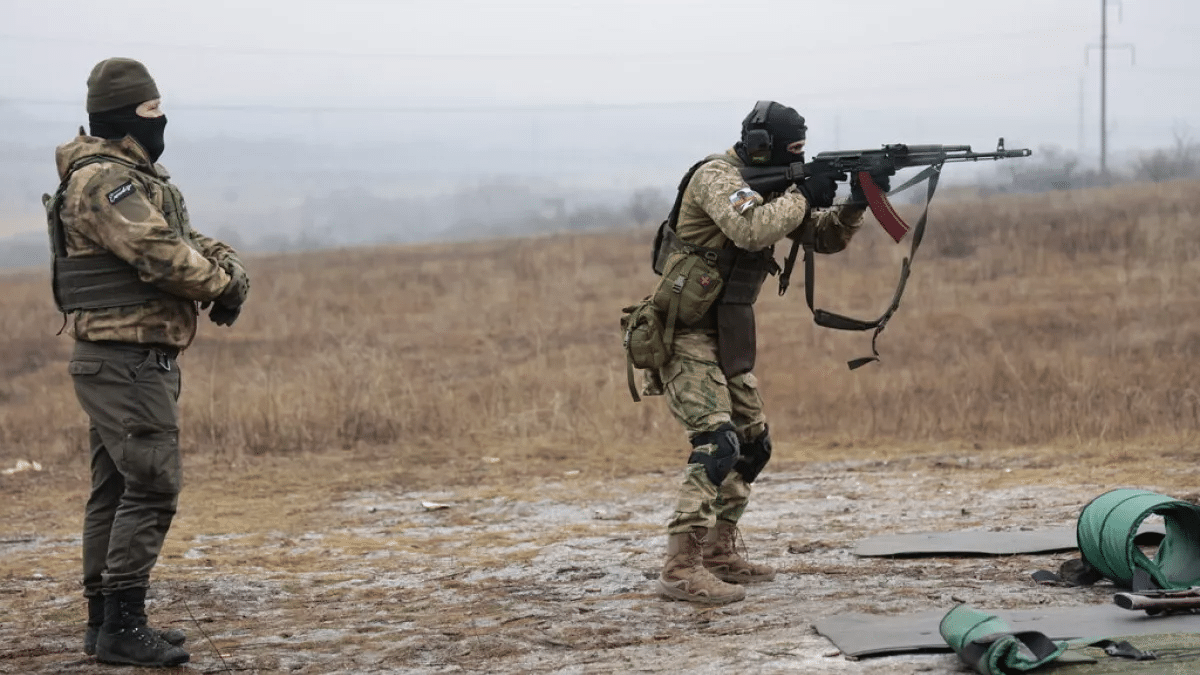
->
[48,58,250,667]
[654,101,890,604]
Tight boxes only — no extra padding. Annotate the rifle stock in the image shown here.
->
[1114,587,1200,613]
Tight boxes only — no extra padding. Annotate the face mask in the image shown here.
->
[88,103,168,162]
[127,114,167,162]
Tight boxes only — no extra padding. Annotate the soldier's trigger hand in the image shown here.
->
[797,171,842,209]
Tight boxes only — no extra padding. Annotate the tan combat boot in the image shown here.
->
[658,527,746,604]
[703,520,777,583]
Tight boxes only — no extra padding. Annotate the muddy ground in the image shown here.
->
[2,443,1198,674]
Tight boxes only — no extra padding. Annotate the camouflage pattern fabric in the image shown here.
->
[659,149,865,535]
[662,329,763,534]
[675,148,866,253]
[54,132,236,348]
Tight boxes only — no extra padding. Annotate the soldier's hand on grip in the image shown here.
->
[796,170,844,209]
[849,170,892,205]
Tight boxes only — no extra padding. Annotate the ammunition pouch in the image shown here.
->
[621,299,672,402]
[651,250,724,328]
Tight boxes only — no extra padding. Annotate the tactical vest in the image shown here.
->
[45,155,185,312]
[653,154,777,377]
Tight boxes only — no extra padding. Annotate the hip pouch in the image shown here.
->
[621,299,671,371]
[651,251,724,327]
[621,298,672,402]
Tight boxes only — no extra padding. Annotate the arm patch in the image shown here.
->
[728,186,760,215]
[106,181,135,205]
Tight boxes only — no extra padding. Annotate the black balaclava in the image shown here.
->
[735,101,807,167]
[89,103,168,163]
[86,57,166,162]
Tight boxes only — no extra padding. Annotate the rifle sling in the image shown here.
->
[784,163,942,370]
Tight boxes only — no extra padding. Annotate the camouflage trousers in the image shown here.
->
[660,329,767,535]
[70,340,183,595]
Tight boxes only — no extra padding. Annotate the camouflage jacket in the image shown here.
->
[54,131,240,348]
[675,148,866,253]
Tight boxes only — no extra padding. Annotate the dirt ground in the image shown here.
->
[2,443,1198,674]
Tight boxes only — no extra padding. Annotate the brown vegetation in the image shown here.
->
[4,180,1200,674]
[4,179,1200,476]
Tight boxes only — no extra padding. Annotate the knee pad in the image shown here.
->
[734,425,772,483]
[688,423,740,487]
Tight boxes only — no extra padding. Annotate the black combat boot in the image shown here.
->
[95,587,190,667]
[83,594,104,655]
[85,593,187,656]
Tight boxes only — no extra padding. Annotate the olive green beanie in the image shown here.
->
[86,58,160,113]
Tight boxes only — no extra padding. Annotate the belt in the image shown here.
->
[76,339,180,360]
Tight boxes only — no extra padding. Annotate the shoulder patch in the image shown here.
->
[106,181,135,205]
[729,186,761,215]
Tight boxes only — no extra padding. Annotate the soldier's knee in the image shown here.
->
[734,425,772,483]
[688,423,740,487]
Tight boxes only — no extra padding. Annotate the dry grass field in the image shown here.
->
[6,179,1200,466]
[3,179,1200,674]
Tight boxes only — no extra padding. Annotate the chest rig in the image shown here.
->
[45,156,192,312]
[652,155,778,378]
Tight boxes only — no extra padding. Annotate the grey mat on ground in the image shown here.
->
[853,522,1165,557]
[815,604,1200,657]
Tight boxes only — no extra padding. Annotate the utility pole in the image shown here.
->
[1101,0,1107,173]
[1087,0,1135,176]
[1078,75,1086,158]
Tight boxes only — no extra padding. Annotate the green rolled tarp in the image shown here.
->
[1076,488,1200,590]
[940,604,1069,674]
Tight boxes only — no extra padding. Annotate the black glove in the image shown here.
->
[208,302,241,327]
[209,261,249,327]
[849,170,893,205]
[796,170,844,209]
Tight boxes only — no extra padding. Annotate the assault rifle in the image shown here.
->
[741,138,1033,370]
[1114,587,1200,615]
[741,138,1033,243]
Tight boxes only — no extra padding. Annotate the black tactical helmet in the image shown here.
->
[740,100,807,167]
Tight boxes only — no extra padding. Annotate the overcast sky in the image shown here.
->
[3,0,1200,245]
[5,0,1199,152]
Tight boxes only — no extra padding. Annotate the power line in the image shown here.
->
[2,97,746,113]
[0,27,1094,61]
[0,66,1105,114]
